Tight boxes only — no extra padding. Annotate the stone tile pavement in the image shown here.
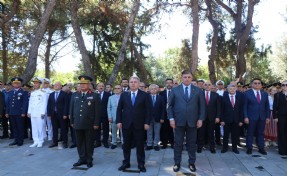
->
[0,138,287,176]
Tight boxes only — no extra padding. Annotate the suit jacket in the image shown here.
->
[0,92,5,115]
[168,84,206,127]
[69,91,101,129]
[6,88,28,115]
[150,94,165,122]
[159,89,172,119]
[221,93,244,123]
[204,91,221,121]
[107,94,121,123]
[47,90,68,118]
[116,89,151,129]
[273,92,287,119]
[243,89,270,120]
[99,91,111,120]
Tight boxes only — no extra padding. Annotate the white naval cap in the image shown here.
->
[31,77,44,84]
[43,78,51,84]
[216,80,224,86]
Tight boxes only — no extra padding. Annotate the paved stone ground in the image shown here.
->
[0,137,287,176]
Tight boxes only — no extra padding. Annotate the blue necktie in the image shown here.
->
[152,95,155,107]
[132,93,136,106]
[185,86,189,100]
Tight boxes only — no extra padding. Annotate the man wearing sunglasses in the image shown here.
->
[244,78,270,155]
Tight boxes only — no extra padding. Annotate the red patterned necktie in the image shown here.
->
[231,95,234,108]
[256,91,260,104]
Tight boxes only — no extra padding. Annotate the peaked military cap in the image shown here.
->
[11,77,23,83]
[78,75,93,84]
[237,82,243,87]
[31,77,43,84]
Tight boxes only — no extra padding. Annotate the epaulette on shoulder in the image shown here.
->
[41,89,46,93]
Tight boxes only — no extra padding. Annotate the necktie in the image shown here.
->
[231,95,235,108]
[55,92,59,101]
[132,93,136,106]
[82,93,85,99]
[205,91,209,105]
[184,86,189,100]
[168,90,171,97]
[152,95,155,107]
[256,91,260,104]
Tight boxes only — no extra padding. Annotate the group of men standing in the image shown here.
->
[0,70,286,173]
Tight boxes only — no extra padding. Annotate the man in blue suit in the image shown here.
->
[117,76,151,172]
[168,70,205,173]
[47,82,68,148]
[244,78,270,155]
[5,77,29,146]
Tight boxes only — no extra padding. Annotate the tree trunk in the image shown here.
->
[107,1,140,84]
[70,0,94,79]
[205,0,218,84]
[190,0,199,74]
[0,0,20,27]
[44,29,54,79]
[20,0,57,84]
[1,25,8,83]
[131,44,147,83]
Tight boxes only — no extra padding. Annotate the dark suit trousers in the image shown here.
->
[223,123,239,149]
[215,123,221,144]
[1,116,9,136]
[10,115,24,144]
[160,119,174,146]
[122,125,145,166]
[277,116,287,155]
[174,125,197,165]
[95,119,109,143]
[51,111,68,144]
[246,119,266,149]
[197,120,215,149]
[75,129,94,163]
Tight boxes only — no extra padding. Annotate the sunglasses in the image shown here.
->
[281,84,287,87]
[217,84,223,85]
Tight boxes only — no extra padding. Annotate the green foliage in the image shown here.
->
[35,70,77,85]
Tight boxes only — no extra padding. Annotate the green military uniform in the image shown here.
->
[70,76,101,166]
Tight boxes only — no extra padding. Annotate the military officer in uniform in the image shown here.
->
[70,75,100,168]
[5,77,29,146]
[43,78,54,141]
[27,77,48,148]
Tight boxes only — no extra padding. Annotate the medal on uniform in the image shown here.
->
[18,96,20,100]
[88,101,91,106]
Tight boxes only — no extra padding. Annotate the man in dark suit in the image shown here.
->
[273,81,287,155]
[197,81,221,154]
[0,91,5,130]
[70,76,101,168]
[47,82,68,148]
[146,84,165,151]
[94,82,111,148]
[117,76,151,173]
[244,78,270,155]
[159,78,174,149]
[168,70,205,173]
[221,84,244,154]
[121,78,129,92]
[5,77,29,146]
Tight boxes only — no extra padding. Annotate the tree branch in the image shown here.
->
[214,0,236,19]
[0,0,21,27]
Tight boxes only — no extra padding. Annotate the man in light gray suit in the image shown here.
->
[107,85,123,149]
[168,70,206,173]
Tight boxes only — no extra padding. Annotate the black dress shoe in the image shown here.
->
[246,148,252,155]
[9,136,14,139]
[145,146,153,151]
[69,144,76,148]
[118,163,131,171]
[94,143,101,148]
[258,149,267,155]
[138,165,146,172]
[173,164,180,172]
[87,162,93,168]
[17,143,23,146]
[103,143,109,148]
[111,145,117,149]
[49,143,58,148]
[197,148,202,153]
[210,148,216,154]
[73,160,87,167]
[154,146,160,151]
[216,142,222,146]
[0,135,9,139]
[189,164,196,172]
[221,148,228,153]
[63,143,68,148]
[9,141,17,146]
[232,149,240,154]
[170,144,174,149]
[161,144,167,149]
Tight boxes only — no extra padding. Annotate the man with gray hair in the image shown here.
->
[146,84,165,151]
